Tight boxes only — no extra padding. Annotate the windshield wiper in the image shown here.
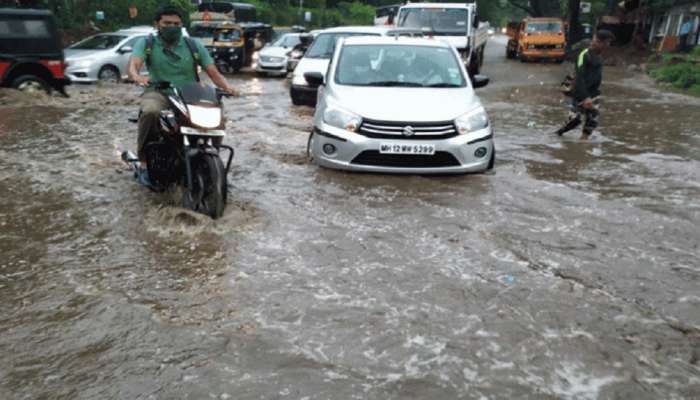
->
[367,81,423,87]
[425,83,462,88]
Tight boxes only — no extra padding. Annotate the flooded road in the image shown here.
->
[1,36,699,399]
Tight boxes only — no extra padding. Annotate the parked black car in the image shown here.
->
[0,8,69,95]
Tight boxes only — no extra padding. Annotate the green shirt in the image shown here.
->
[132,34,214,88]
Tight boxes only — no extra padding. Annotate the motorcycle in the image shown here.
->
[122,81,235,219]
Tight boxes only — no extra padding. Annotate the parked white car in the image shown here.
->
[307,36,494,174]
[290,26,422,106]
[256,33,302,76]
[64,27,188,83]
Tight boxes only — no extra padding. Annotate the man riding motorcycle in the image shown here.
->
[127,6,239,186]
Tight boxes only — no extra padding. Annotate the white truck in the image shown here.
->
[396,2,489,76]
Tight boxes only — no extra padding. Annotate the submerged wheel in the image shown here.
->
[184,154,227,219]
[98,66,120,82]
[11,75,50,94]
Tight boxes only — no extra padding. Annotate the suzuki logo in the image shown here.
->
[403,125,415,137]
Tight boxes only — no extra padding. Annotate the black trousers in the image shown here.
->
[558,97,600,136]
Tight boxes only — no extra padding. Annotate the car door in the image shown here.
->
[115,35,144,78]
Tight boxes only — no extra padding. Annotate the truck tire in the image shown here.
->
[11,75,51,94]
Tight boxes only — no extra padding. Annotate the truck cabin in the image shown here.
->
[396,6,475,36]
[521,19,565,37]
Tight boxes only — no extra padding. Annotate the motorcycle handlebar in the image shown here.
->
[216,88,234,98]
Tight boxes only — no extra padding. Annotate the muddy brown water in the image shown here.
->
[1,36,699,399]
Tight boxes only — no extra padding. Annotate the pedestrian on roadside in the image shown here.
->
[556,30,616,140]
[679,20,692,52]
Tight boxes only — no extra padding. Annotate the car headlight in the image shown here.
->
[323,102,361,132]
[455,107,489,134]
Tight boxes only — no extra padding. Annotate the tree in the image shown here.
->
[504,0,562,17]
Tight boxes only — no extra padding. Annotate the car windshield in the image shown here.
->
[273,34,301,48]
[191,26,215,38]
[305,32,380,59]
[398,8,468,35]
[335,44,466,88]
[70,34,126,50]
[525,22,562,33]
[216,30,241,42]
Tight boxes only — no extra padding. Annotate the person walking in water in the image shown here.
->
[556,30,615,140]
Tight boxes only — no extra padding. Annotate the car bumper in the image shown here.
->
[65,66,99,83]
[309,123,494,174]
[521,48,566,58]
[256,60,288,75]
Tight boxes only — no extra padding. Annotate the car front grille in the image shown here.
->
[351,151,461,168]
[358,119,458,140]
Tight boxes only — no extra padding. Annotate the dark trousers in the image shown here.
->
[558,97,600,137]
[138,91,168,162]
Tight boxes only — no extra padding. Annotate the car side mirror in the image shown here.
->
[471,74,489,89]
[119,46,133,54]
[304,71,324,87]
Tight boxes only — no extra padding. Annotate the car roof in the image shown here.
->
[0,8,53,17]
[400,3,472,9]
[341,36,451,48]
[317,26,398,35]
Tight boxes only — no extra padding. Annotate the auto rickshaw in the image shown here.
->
[190,20,245,73]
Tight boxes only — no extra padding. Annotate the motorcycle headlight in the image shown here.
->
[290,50,304,59]
[455,107,489,134]
[228,48,236,53]
[323,102,361,132]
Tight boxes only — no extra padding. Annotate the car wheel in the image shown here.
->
[98,66,120,83]
[11,75,50,94]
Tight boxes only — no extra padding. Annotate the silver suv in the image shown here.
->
[307,36,494,174]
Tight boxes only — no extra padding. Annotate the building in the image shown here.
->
[648,2,700,51]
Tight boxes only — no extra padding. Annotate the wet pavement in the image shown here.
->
[1,35,699,399]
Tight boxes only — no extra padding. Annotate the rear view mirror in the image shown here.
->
[304,71,324,87]
[119,46,133,54]
[471,74,489,89]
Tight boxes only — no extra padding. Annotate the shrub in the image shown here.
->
[650,61,700,90]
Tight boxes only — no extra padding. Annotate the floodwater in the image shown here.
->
[1,36,699,399]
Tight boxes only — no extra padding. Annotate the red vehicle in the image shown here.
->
[0,8,69,95]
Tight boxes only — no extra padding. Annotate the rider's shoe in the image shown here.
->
[137,168,157,190]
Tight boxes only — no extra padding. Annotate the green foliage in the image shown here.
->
[691,46,700,58]
[650,62,700,91]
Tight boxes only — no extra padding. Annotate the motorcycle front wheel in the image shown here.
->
[184,154,227,219]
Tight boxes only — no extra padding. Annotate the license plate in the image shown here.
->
[379,143,436,155]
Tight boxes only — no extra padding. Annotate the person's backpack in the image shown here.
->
[560,48,589,97]
[144,34,202,82]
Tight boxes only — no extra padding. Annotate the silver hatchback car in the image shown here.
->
[307,36,494,174]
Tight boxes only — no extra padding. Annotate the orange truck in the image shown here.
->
[506,17,566,63]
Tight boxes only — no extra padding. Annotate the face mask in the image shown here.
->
[160,26,182,44]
